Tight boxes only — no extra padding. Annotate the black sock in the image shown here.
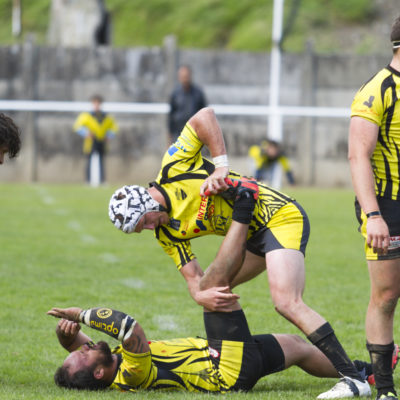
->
[203,309,253,342]
[307,322,363,381]
[367,341,396,397]
[353,359,373,380]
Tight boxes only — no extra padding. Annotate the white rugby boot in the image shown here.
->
[317,377,371,399]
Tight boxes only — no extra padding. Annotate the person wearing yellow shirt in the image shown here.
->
[73,95,118,186]
[248,139,295,189]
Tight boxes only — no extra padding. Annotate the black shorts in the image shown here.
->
[355,196,400,260]
[204,310,285,392]
[207,334,285,392]
[247,200,310,257]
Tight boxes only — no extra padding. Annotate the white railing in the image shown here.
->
[0,100,350,118]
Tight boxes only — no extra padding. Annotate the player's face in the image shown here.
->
[178,67,191,87]
[63,341,113,376]
[0,146,8,164]
[92,100,102,112]
[134,211,169,232]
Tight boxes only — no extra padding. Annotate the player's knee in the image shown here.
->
[199,273,229,290]
[273,296,304,320]
[372,292,399,316]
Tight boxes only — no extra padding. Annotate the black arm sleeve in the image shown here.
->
[79,307,136,341]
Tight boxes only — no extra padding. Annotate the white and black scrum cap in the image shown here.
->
[108,185,163,233]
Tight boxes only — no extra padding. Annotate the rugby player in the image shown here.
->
[49,206,375,395]
[0,112,21,165]
[108,107,370,398]
[348,15,400,400]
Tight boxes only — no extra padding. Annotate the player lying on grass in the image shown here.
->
[109,107,371,398]
[49,191,386,396]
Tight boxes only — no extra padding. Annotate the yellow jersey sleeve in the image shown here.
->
[111,345,156,391]
[351,70,386,125]
[156,234,195,270]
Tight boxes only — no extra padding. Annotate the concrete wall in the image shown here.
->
[0,41,390,187]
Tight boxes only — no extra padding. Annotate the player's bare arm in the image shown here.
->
[56,319,92,352]
[180,259,239,311]
[122,323,150,354]
[348,116,390,254]
[188,108,229,196]
[48,306,149,353]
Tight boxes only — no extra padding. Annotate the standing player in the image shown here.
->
[348,16,400,400]
[109,107,370,398]
[0,112,21,165]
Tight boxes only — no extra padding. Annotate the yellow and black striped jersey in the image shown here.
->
[153,123,294,269]
[110,337,249,392]
[351,65,400,200]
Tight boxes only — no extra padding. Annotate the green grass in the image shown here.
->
[0,184,398,399]
[0,0,376,53]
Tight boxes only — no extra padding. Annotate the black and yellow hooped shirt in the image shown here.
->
[351,65,400,201]
[110,337,252,392]
[152,123,294,269]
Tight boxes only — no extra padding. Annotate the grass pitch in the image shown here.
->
[0,184,397,399]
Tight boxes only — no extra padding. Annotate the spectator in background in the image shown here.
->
[0,113,21,165]
[73,95,118,186]
[168,65,207,144]
[248,139,295,189]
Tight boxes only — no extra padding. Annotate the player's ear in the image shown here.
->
[93,366,105,380]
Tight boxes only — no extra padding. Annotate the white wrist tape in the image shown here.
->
[213,154,229,168]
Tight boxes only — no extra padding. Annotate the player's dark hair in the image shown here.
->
[390,16,400,54]
[54,365,109,391]
[0,113,21,158]
[90,94,104,103]
[179,64,192,73]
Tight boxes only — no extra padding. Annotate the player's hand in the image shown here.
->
[56,319,81,338]
[47,307,83,322]
[200,167,229,196]
[366,216,390,255]
[195,286,240,312]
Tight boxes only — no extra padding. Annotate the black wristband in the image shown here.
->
[366,211,381,218]
[232,193,255,224]
[80,307,136,341]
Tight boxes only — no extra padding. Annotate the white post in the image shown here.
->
[89,151,101,187]
[268,0,284,143]
[12,0,21,37]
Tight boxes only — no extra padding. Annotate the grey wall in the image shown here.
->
[0,41,390,187]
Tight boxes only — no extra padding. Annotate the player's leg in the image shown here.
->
[366,258,400,399]
[201,184,259,342]
[273,334,340,378]
[266,248,325,334]
[201,221,253,341]
[267,249,371,398]
[86,153,91,183]
[200,177,259,290]
[230,250,265,288]
[200,222,249,289]
[255,333,375,383]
